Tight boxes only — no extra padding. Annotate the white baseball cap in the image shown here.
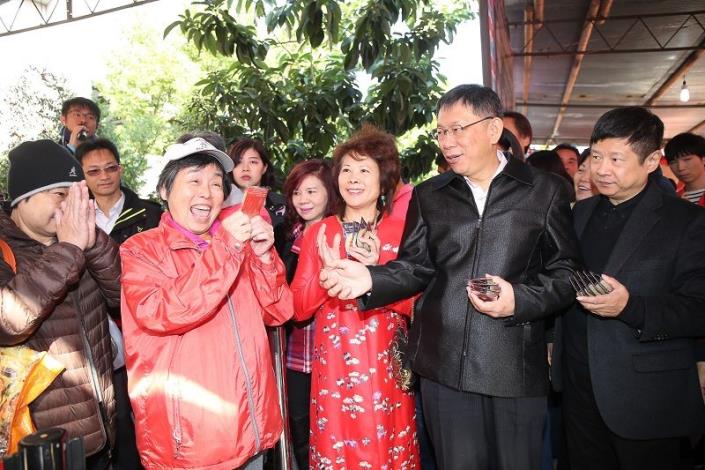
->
[163,137,234,172]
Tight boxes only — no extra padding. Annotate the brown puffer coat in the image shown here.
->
[0,211,119,456]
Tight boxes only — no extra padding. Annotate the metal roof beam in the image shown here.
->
[511,10,705,57]
[687,118,705,133]
[509,10,705,26]
[547,0,603,145]
[518,102,705,109]
[0,0,160,38]
[522,4,534,115]
[644,36,705,106]
[514,46,705,57]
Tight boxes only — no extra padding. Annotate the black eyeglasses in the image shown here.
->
[85,164,120,177]
[431,116,496,141]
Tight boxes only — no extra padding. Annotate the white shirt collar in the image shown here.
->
[463,151,508,189]
[463,151,507,217]
[95,191,125,234]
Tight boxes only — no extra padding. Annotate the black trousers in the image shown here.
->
[112,366,143,469]
[562,359,680,470]
[420,377,547,470]
[287,369,311,470]
[85,444,111,470]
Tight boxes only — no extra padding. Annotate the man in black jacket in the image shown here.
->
[554,107,705,470]
[318,84,580,470]
[75,139,162,244]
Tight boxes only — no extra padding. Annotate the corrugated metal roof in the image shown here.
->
[506,0,705,144]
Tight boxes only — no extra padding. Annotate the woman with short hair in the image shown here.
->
[291,125,419,468]
[120,138,293,470]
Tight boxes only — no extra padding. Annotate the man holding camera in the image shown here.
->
[59,97,100,154]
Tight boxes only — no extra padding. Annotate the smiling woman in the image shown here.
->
[290,124,420,469]
[119,137,294,469]
[157,156,229,236]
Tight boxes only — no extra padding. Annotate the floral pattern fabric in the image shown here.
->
[292,215,419,469]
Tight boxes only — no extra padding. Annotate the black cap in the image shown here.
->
[8,140,84,207]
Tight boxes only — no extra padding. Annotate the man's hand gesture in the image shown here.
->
[68,126,88,149]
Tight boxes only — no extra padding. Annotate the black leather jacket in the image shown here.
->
[363,157,580,397]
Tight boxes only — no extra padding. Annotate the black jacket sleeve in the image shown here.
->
[361,188,435,310]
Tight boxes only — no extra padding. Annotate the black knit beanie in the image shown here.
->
[8,140,85,207]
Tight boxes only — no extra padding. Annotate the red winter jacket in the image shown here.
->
[120,214,293,470]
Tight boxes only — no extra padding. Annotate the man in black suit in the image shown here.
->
[318,84,580,470]
[556,106,705,470]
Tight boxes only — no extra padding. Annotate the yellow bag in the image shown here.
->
[0,239,65,456]
[0,346,64,456]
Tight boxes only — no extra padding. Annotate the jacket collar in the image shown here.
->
[114,186,147,229]
[576,182,664,276]
[432,154,533,191]
[158,212,222,251]
[120,185,140,207]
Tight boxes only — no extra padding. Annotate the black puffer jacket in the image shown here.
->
[0,211,119,455]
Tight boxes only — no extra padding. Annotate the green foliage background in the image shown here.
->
[0,0,474,197]
[172,0,474,184]
[0,66,73,196]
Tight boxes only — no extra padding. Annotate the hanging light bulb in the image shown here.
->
[680,76,690,103]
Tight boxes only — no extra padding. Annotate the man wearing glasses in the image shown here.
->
[318,84,580,470]
[59,97,101,153]
[75,139,162,244]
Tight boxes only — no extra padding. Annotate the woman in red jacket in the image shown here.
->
[291,125,420,469]
[120,138,293,470]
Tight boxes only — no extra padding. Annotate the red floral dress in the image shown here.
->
[291,215,419,470]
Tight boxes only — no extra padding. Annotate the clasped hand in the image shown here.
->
[55,181,96,250]
[221,211,274,260]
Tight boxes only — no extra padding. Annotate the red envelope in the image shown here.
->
[241,187,269,216]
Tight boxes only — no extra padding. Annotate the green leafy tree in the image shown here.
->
[0,66,74,195]
[171,0,471,182]
[96,25,203,192]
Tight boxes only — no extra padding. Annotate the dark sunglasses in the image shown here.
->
[85,164,120,177]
